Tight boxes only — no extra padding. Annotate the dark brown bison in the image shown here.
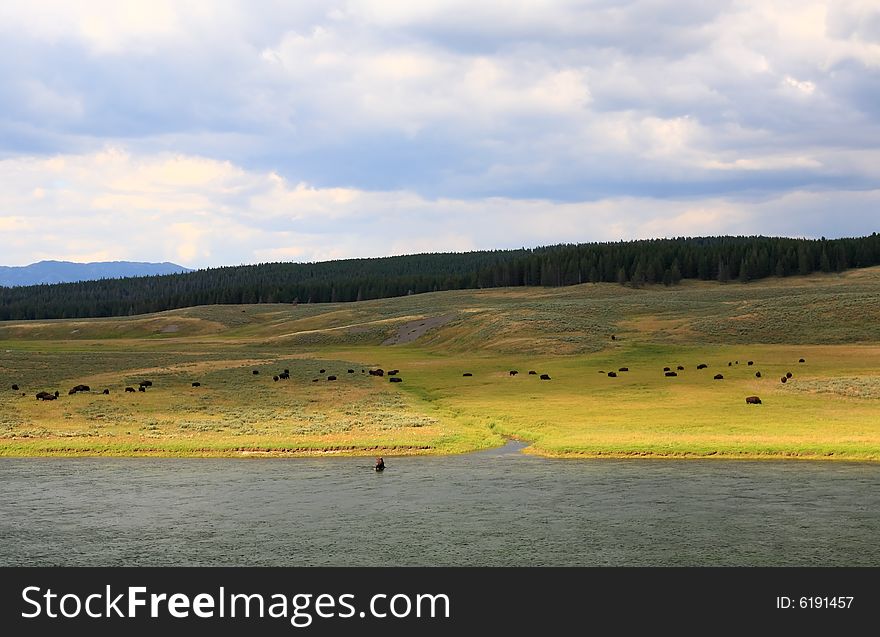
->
[273,376,279,382]
[663,367,670,371]
[102,389,110,395]
[786,372,792,379]
[192,382,201,387]
[677,365,684,371]
[618,367,629,372]
[781,376,787,384]
[125,387,136,393]
[462,372,473,377]
[375,457,385,471]
[36,391,53,400]
[252,370,259,375]
[312,378,319,382]
[388,370,400,376]
[319,369,326,374]
[747,361,754,366]
[389,377,402,383]
[528,370,537,375]
[799,358,805,363]
[608,372,617,377]
[745,396,762,405]
[327,375,337,381]
[728,362,732,367]
[279,372,289,380]
[348,369,355,373]
[611,335,616,341]
[697,364,708,369]
[368,369,385,377]
[714,374,724,380]
[139,386,146,392]
[665,371,678,377]
[509,370,518,376]
[755,372,762,378]
[68,384,90,395]
[11,384,18,390]
[540,374,551,380]
[284,369,290,374]
[140,380,153,387]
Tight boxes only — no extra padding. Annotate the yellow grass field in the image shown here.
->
[2,267,879,460]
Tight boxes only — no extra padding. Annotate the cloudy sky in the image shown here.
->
[1,0,878,267]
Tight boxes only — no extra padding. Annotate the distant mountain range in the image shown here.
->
[0,260,192,287]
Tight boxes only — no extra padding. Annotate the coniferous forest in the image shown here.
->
[1,234,878,321]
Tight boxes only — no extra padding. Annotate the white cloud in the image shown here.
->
[0,1,878,266]
[0,149,877,268]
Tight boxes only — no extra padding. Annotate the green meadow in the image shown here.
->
[2,267,879,460]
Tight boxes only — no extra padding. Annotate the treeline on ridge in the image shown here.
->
[1,234,879,320]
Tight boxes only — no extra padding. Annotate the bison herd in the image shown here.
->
[11,354,810,411]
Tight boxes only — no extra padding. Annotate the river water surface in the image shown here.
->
[1,441,878,566]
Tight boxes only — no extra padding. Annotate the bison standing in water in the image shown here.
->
[745,396,762,405]
[375,457,385,471]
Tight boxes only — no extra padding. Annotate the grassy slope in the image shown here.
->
[1,267,879,459]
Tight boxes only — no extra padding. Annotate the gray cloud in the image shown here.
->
[0,1,878,266]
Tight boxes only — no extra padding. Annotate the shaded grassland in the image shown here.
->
[1,268,879,460]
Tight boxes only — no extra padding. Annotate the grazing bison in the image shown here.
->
[780,376,787,384]
[608,371,617,377]
[279,372,290,380]
[799,358,805,363]
[327,375,337,381]
[745,396,762,405]
[388,370,400,376]
[786,372,793,379]
[755,372,762,378]
[714,374,724,380]
[253,370,260,375]
[102,389,110,395]
[463,372,473,377]
[192,382,201,387]
[509,370,518,376]
[138,386,146,392]
[69,384,90,394]
[665,371,678,377]
[747,361,754,366]
[368,369,385,377]
[375,457,385,471]
[140,380,153,387]
[389,377,402,383]
[677,366,684,371]
[125,387,136,393]
[528,370,537,375]
[619,367,629,372]
[663,367,670,372]
[11,384,18,390]
[36,391,52,400]
[273,376,279,382]
[540,374,551,380]
[697,364,708,370]
[348,369,355,374]
[312,378,319,382]
[319,369,326,374]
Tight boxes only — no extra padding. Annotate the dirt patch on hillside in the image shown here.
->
[382,314,456,345]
